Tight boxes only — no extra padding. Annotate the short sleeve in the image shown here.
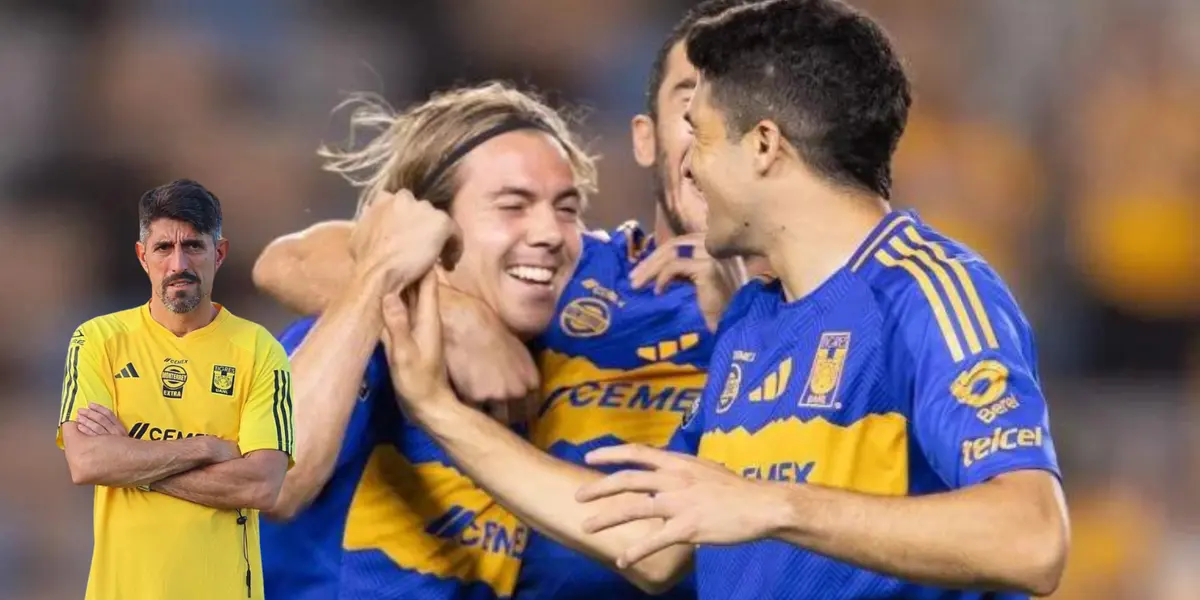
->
[238,331,295,466]
[665,394,703,456]
[903,278,1060,489]
[56,323,115,448]
[272,317,389,471]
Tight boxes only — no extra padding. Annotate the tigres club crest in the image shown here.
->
[211,365,237,396]
[716,362,743,414]
[799,332,851,409]
[559,297,611,338]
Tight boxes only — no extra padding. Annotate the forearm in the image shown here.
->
[252,220,355,316]
[768,472,1068,595]
[410,397,691,591]
[66,432,215,487]
[152,453,284,511]
[268,276,386,519]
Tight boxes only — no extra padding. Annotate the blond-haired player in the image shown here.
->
[257,81,596,600]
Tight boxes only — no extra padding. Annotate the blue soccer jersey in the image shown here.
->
[260,318,527,600]
[514,223,710,600]
[670,210,1060,600]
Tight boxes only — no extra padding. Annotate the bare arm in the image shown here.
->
[769,470,1068,595]
[61,424,225,487]
[151,450,291,511]
[264,273,386,520]
[252,220,354,316]
[406,390,693,593]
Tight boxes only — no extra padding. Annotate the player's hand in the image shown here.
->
[440,285,540,410]
[350,190,462,290]
[75,403,128,436]
[381,269,453,408]
[576,444,787,569]
[629,233,743,332]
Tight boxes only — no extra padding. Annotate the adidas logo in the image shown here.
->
[115,363,140,379]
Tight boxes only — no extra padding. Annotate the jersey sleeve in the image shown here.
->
[56,322,115,448]
[239,329,295,466]
[901,274,1060,489]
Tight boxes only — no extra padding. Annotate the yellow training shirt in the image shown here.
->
[56,303,294,600]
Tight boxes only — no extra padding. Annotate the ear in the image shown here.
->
[214,238,230,271]
[135,241,149,274]
[749,120,784,176]
[630,114,657,168]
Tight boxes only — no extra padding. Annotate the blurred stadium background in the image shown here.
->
[0,0,1197,598]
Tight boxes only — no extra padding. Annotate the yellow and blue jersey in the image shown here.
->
[261,318,526,600]
[670,210,1060,600]
[516,223,710,600]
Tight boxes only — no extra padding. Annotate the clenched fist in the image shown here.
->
[351,190,462,291]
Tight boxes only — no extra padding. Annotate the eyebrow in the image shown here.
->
[492,186,581,201]
[670,77,698,96]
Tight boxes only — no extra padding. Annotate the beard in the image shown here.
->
[653,152,688,237]
[160,274,203,313]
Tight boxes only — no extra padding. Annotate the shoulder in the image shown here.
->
[856,218,1032,364]
[223,310,293,362]
[71,307,142,346]
[581,220,653,264]
[714,275,782,338]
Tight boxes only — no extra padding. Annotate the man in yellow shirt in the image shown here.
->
[56,179,294,600]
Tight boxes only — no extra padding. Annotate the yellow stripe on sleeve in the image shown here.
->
[851,214,913,272]
[874,248,965,362]
[903,228,1000,349]
[888,235,983,355]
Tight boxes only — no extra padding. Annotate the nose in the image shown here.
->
[525,202,564,250]
[166,246,191,275]
[681,144,696,183]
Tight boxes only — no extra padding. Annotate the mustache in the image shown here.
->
[163,273,200,287]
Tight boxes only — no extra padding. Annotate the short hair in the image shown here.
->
[687,0,912,199]
[319,81,598,216]
[645,0,750,119]
[138,179,223,242]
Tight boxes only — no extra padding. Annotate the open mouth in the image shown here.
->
[505,265,555,286]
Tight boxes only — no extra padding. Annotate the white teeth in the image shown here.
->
[506,266,554,284]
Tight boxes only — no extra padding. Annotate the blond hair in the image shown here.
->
[319,81,599,217]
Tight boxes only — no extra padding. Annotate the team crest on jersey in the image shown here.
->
[161,363,188,398]
[716,362,743,414]
[211,365,236,396]
[559,297,611,338]
[799,332,851,409]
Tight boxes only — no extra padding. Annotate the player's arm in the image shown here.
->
[57,325,233,487]
[381,273,693,594]
[582,279,1069,596]
[149,338,294,511]
[252,219,355,316]
[253,217,537,404]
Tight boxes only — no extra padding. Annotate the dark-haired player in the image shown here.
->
[57,179,294,600]
[383,1,1070,599]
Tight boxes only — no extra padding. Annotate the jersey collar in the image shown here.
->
[847,209,919,273]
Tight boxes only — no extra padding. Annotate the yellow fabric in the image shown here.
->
[57,304,293,600]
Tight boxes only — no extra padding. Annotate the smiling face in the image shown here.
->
[442,130,583,339]
[683,79,761,259]
[649,42,709,236]
[136,218,228,313]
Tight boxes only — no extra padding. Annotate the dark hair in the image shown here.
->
[687,0,911,199]
[137,179,223,241]
[645,0,749,118]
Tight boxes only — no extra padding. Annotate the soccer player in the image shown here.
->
[255,82,597,600]
[57,179,294,600]
[380,1,1071,599]
[251,3,751,599]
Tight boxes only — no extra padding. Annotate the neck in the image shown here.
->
[148,297,218,337]
[760,185,890,302]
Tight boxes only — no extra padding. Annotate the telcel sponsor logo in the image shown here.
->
[961,426,1044,467]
